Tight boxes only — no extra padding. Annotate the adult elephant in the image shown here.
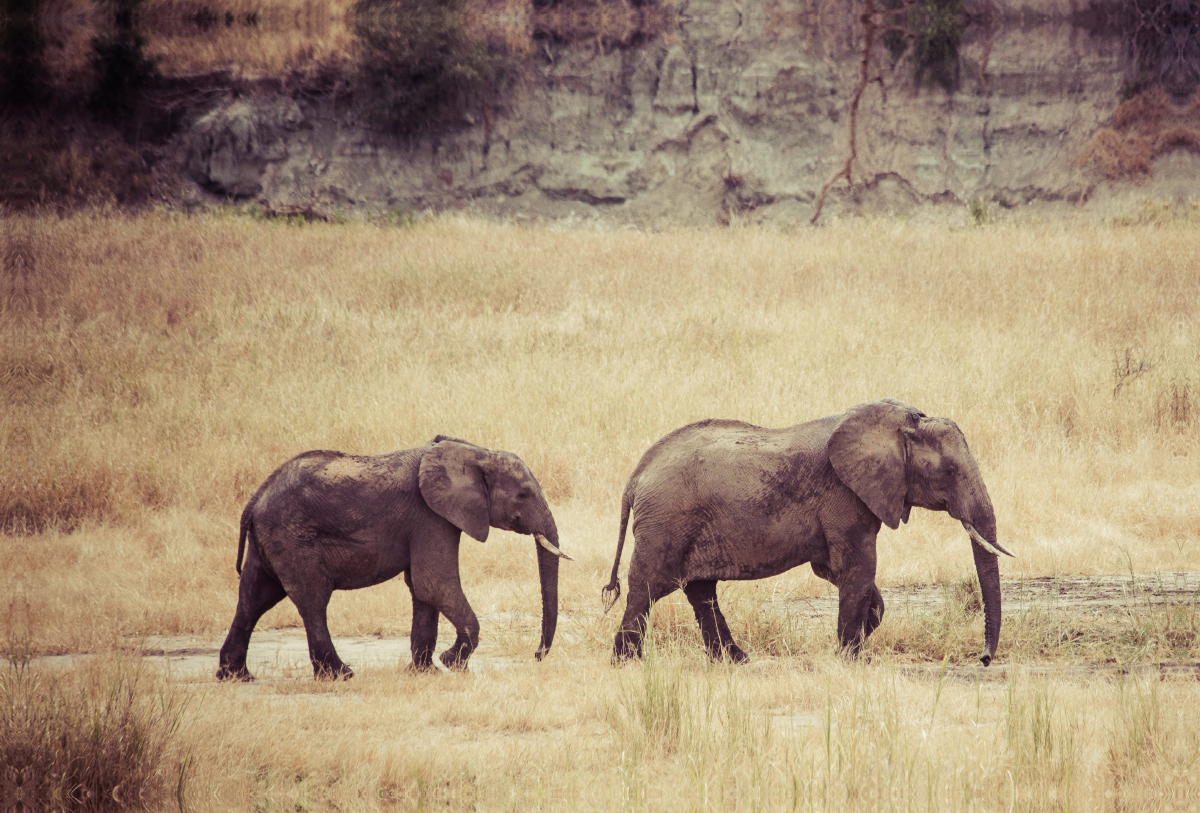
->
[602,399,1013,666]
[216,436,571,681]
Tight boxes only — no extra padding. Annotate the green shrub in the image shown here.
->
[89,0,161,128]
[351,0,502,134]
[969,196,991,226]
[913,0,963,91]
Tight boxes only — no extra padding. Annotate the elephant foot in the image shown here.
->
[611,632,643,663]
[313,662,354,681]
[215,663,255,682]
[406,659,438,674]
[704,643,749,664]
[723,644,749,664]
[439,649,470,672]
[611,648,642,664]
[838,644,869,663]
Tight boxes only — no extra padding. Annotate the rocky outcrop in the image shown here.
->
[183,0,1193,224]
[189,97,305,197]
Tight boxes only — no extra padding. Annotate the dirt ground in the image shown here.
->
[34,575,1198,685]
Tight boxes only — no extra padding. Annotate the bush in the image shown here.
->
[351,0,502,134]
[89,0,161,129]
[1078,128,1154,180]
[0,0,50,109]
[913,0,963,91]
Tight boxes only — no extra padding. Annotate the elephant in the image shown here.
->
[601,399,1014,666]
[216,435,571,681]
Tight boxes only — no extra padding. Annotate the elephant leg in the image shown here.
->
[684,580,748,664]
[435,590,479,671]
[613,589,651,662]
[811,562,835,584]
[410,531,479,671]
[290,581,352,680]
[863,585,885,639]
[613,557,678,662]
[216,552,286,682]
[836,571,882,657]
[405,571,439,672]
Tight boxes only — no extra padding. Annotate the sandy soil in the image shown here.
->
[32,575,1197,686]
[789,573,1198,619]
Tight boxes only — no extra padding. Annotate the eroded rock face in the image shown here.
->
[189,98,304,197]
[183,0,1183,223]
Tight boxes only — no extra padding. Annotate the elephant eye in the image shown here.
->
[517,489,532,500]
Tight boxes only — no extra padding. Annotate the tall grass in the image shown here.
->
[2,212,1199,810]
[598,646,1200,811]
[0,656,189,812]
[3,212,1197,651]
[4,212,1191,534]
[1005,678,1080,811]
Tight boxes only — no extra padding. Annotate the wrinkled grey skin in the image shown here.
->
[602,400,1012,666]
[216,436,563,680]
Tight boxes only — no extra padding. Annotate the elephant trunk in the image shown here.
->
[533,526,561,661]
[948,454,1013,667]
[970,538,1002,667]
[961,503,1008,667]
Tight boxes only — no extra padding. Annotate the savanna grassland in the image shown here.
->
[3,212,1199,811]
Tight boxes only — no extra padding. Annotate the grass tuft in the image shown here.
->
[0,656,188,812]
[1005,677,1080,810]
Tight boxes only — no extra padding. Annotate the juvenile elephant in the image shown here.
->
[602,399,1014,666]
[216,436,571,680]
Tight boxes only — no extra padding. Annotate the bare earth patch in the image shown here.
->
[792,573,1198,618]
[31,575,1195,685]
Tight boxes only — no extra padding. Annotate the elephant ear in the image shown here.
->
[419,439,491,542]
[828,400,918,530]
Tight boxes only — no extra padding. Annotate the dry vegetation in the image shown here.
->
[1079,86,1200,182]
[137,0,358,79]
[39,0,674,84]
[2,212,1199,810]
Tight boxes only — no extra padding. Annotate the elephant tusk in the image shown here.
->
[964,523,1016,558]
[536,533,574,561]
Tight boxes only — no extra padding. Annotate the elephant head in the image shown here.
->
[418,437,567,660]
[829,399,1014,665]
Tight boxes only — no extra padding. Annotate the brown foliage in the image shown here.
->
[1080,86,1200,181]
[1154,125,1200,154]
[38,0,674,82]
[1112,87,1170,130]
[1077,129,1154,181]
[0,124,155,209]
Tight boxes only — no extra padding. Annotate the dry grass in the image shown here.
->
[2,212,1198,809]
[137,0,357,79]
[8,646,1197,811]
[42,0,356,84]
[38,0,676,84]
[1079,87,1200,181]
[0,654,189,812]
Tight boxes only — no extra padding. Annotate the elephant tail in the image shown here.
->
[236,470,278,575]
[601,485,633,614]
[236,499,258,575]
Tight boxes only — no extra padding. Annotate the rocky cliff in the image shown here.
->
[184,0,1200,225]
